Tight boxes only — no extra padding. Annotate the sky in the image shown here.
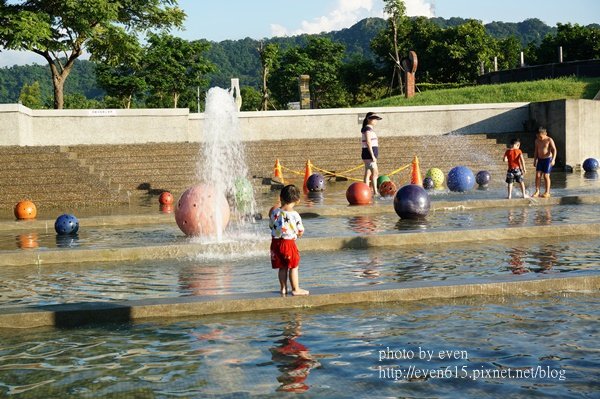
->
[1,0,599,67]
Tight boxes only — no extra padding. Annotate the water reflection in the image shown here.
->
[507,244,558,274]
[584,171,598,180]
[395,218,429,231]
[179,264,233,296]
[533,207,553,225]
[351,255,383,280]
[508,247,528,274]
[507,208,528,226]
[55,234,80,248]
[305,192,325,206]
[159,204,174,214]
[533,245,557,273]
[17,232,39,249]
[348,216,378,234]
[270,314,320,393]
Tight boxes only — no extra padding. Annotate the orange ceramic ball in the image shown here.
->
[379,181,397,197]
[175,184,230,237]
[159,191,174,205]
[14,200,37,220]
[346,182,372,205]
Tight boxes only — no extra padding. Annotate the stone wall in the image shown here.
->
[2,100,598,169]
[529,99,600,169]
[1,103,529,146]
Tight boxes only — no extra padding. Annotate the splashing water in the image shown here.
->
[196,87,257,241]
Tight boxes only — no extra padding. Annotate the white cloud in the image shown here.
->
[404,0,435,18]
[381,0,435,18]
[271,0,435,37]
[272,0,375,37]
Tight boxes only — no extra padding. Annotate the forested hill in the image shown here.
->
[0,17,583,103]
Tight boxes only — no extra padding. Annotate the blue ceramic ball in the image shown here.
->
[447,166,475,192]
[582,158,599,172]
[476,170,491,186]
[54,214,79,235]
[306,173,326,192]
[393,184,430,219]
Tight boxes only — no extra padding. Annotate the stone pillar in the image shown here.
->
[299,75,311,109]
[401,51,418,99]
[230,78,242,111]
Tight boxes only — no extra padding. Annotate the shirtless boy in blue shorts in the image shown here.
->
[533,127,557,198]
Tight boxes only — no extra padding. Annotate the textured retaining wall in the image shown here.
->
[529,99,600,169]
[0,102,529,145]
[2,100,597,169]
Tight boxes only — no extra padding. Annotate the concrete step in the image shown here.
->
[0,146,62,155]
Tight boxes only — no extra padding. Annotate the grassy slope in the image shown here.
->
[362,77,600,107]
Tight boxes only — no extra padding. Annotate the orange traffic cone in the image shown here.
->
[411,155,423,186]
[274,159,284,183]
[303,160,313,193]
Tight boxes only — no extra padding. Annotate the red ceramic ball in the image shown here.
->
[346,182,372,205]
[159,191,174,205]
[175,184,231,237]
[14,200,37,220]
[379,181,397,197]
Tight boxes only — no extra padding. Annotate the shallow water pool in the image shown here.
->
[2,203,600,251]
[1,236,598,308]
[0,293,597,398]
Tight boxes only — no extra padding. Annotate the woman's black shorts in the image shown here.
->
[361,146,379,160]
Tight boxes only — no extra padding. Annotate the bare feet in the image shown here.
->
[542,192,551,198]
[280,288,287,296]
[292,288,309,296]
[532,191,540,198]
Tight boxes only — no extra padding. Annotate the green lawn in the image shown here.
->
[361,77,600,107]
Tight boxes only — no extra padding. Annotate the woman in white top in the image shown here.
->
[361,112,382,196]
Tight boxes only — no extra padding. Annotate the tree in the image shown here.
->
[340,55,385,104]
[495,36,521,70]
[0,0,184,109]
[427,20,497,83]
[143,33,214,108]
[534,23,600,64]
[92,31,146,109]
[383,0,408,95]
[258,42,279,111]
[400,16,442,82]
[271,37,348,109]
[240,86,262,111]
[18,81,43,108]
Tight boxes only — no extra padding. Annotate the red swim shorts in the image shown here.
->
[271,238,300,269]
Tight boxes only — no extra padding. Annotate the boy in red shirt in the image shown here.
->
[504,138,528,199]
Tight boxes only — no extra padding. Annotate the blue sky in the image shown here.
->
[1,0,598,67]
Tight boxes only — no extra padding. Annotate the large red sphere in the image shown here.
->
[14,200,37,220]
[175,185,231,237]
[159,191,174,205]
[346,182,372,205]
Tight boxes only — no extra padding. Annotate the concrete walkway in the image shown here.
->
[1,222,600,267]
[0,273,597,329]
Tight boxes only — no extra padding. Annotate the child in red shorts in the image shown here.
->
[269,185,309,296]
